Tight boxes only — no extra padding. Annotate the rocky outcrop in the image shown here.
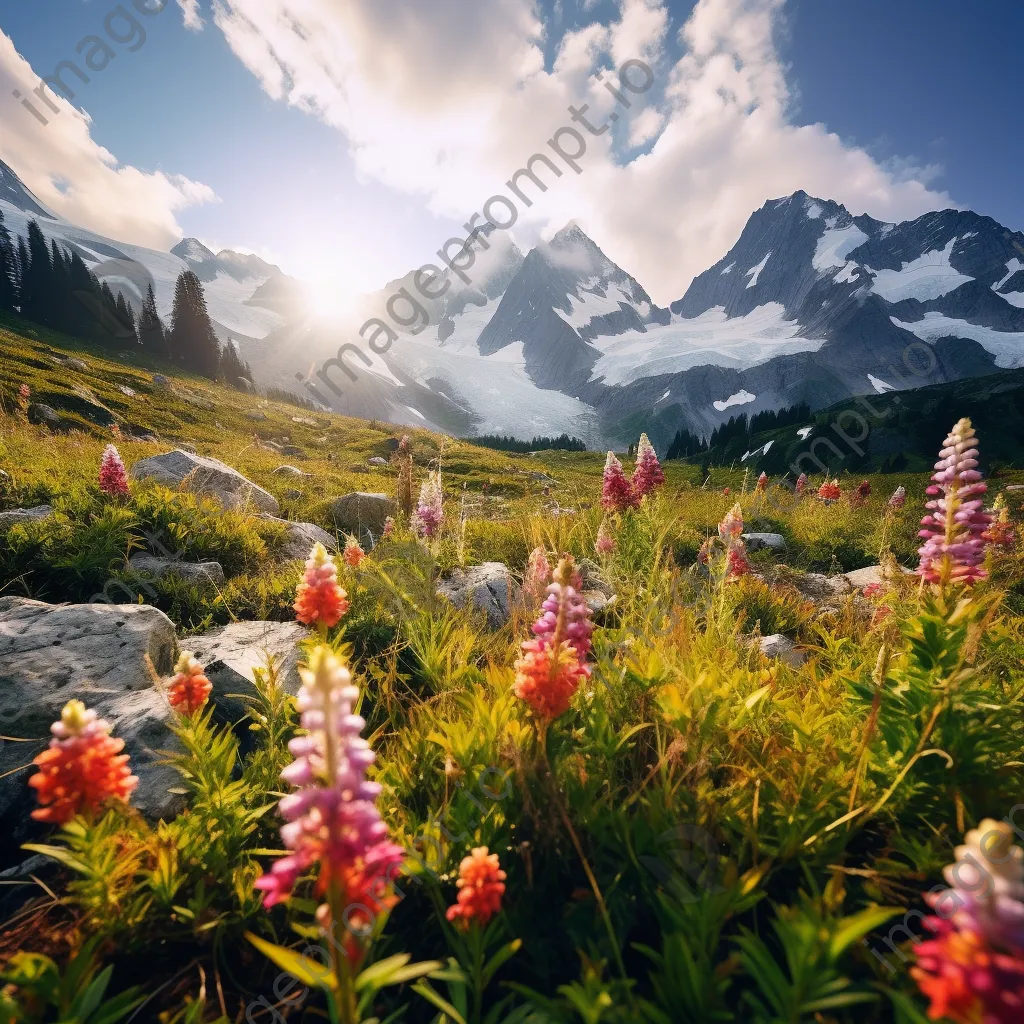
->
[438,562,516,629]
[0,506,53,531]
[128,554,226,592]
[0,598,183,843]
[329,492,396,546]
[262,516,338,561]
[188,621,306,725]
[759,633,806,667]
[743,533,787,552]
[130,449,280,514]
[845,564,913,589]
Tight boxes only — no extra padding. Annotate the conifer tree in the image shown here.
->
[137,284,168,358]
[115,292,137,342]
[169,270,220,378]
[20,221,53,325]
[16,236,29,311]
[219,339,252,389]
[0,210,17,312]
[49,239,73,334]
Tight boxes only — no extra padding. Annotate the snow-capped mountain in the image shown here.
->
[0,158,285,345]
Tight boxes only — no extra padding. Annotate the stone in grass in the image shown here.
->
[329,492,396,547]
[28,403,59,425]
[188,620,307,725]
[844,564,913,589]
[0,598,182,836]
[438,562,517,629]
[0,506,54,531]
[742,533,787,552]
[128,553,226,592]
[273,465,308,476]
[261,515,338,561]
[281,445,305,458]
[367,457,388,467]
[759,634,807,667]
[130,449,280,515]
[62,358,89,372]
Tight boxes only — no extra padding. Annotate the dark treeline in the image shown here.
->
[264,386,322,412]
[707,402,812,450]
[665,427,709,461]
[468,433,587,453]
[0,212,251,388]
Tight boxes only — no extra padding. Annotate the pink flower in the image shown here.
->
[522,546,552,610]
[594,519,616,556]
[412,471,443,539]
[382,516,395,539]
[601,452,637,513]
[795,473,807,496]
[514,557,594,720]
[98,444,130,497]
[717,503,751,578]
[917,417,992,586]
[631,433,664,498]
[756,472,768,493]
[255,646,404,962]
[888,485,906,509]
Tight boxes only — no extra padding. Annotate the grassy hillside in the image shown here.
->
[3,316,1024,1024]
[690,367,1024,475]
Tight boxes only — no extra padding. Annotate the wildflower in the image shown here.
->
[631,433,664,498]
[294,542,350,629]
[98,444,130,497]
[28,700,138,824]
[985,493,1015,548]
[594,519,616,556]
[394,435,414,517]
[817,478,841,502]
[522,546,552,609]
[255,646,404,961]
[888,485,906,509]
[343,536,366,568]
[722,487,730,496]
[110,422,122,440]
[382,515,395,539]
[795,473,807,496]
[917,418,992,586]
[514,557,593,721]
[851,479,871,506]
[862,582,885,599]
[911,820,1024,1024]
[756,471,767,493]
[601,451,637,513]
[718,503,751,578]
[167,653,212,715]
[446,847,506,929]
[412,470,443,539]
[16,383,30,418]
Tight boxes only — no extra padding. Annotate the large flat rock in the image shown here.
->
[0,599,183,851]
[438,562,516,629]
[130,449,279,514]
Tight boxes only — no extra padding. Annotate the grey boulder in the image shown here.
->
[130,449,280,514]
[759,634,807,668]
[329,492,396,546]
[262,515,338,560]
[0,506,54,531]
[845,564,912,589]
[742,533,787,552]
[0,598,182,829]
[187,620,307,724]
[438,562,516,629]
[128,554,226,592]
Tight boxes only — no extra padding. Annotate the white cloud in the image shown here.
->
[178,0,205,32]
[0,30,215,250]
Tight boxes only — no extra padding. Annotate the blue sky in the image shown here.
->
[1,0,1021,304]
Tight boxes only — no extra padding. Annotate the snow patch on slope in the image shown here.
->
[589,304,827,386]
[813,224,869,272]
[745,252,772,288]
[870,238,973,303]
[993,259,1024,308]
[713,389,756,412]
[868,374,896,394]
[891,313,1024,368]
[555,284,637,330]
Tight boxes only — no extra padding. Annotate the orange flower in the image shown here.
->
[294,542,350,629]
[28,700,138,824]
[513,638,591,720]
[167,653,212,715]
[446,846,506,928]
[343,536,366,568]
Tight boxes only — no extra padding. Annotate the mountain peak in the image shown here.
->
[171,237,217,263]
[0,158,55,220]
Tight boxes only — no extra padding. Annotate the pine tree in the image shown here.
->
[16,236,29,312]
[137,284,167,357]
[67,252,101,339]
[20,221,53,326]
[169,270,220,379]
[115,292,137,343]
[0,210,17,312]
[219,339,252,389]
[49,240,73,335]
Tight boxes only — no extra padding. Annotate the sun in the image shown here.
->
[302,268,367,325]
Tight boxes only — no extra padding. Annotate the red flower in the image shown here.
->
[601,451,637,513]
[446,847,506,928]
[756,472,768,493]
[28,700,138,824]
[167,653,212,715]
[631,433,665,498]
[294,542,350,629]
[98,444,130,497]
[818,478,841,501]
[343,536,366,567]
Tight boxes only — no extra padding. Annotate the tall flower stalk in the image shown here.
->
[294,542,350,633]
[98,444,130,497]
[631,433,664,498]
[413,470,443,540]
[601,452,636,513]
[255,646,405,1023]
[394,435,414,518]
[717,502,751,578]
[917,418,992,586]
